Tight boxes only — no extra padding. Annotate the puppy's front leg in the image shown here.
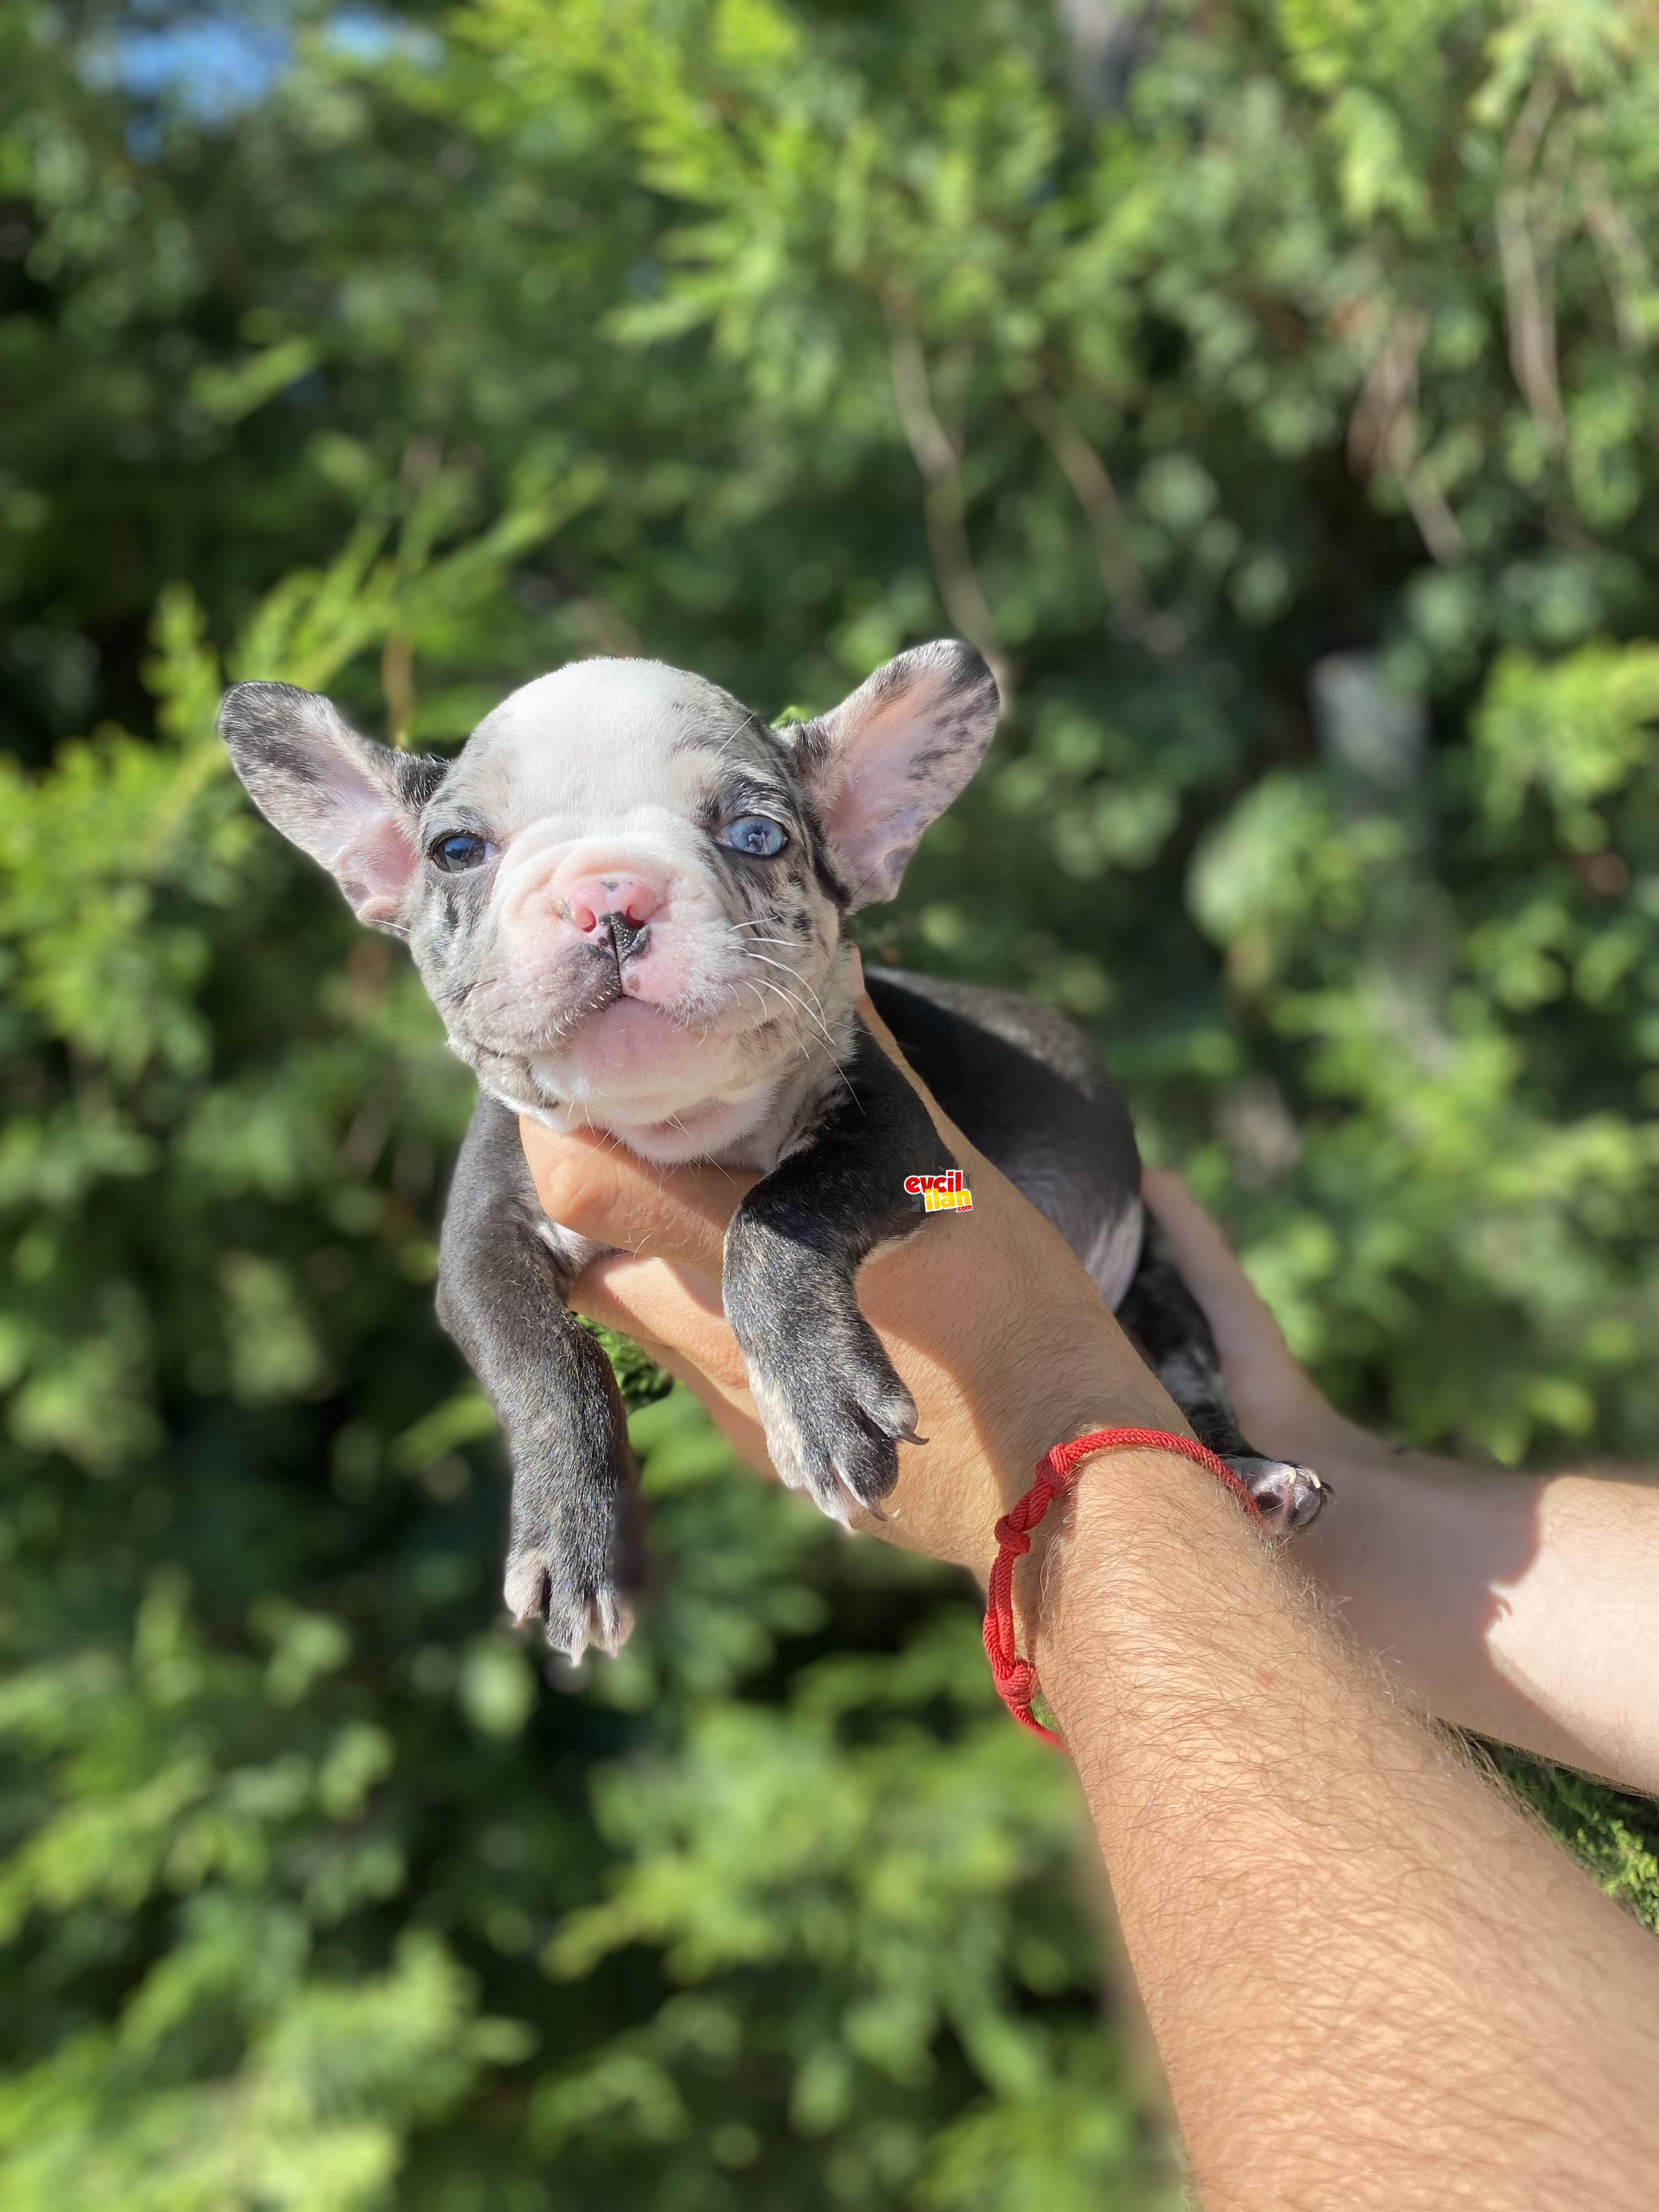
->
[436,1096,638,1658]
[724,1023,956,1520]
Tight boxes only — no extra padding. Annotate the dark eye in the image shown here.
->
[428,832,495,873]
[721,815,788,859]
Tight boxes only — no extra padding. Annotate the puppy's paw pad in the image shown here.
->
[1231,1455,1329,1535]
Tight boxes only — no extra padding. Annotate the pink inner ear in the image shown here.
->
[822,760,935,899]
[332,811,420,926]
[798,640,999,909]
[819,694,962,905]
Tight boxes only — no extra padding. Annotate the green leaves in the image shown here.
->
[0,1926,530,2212]
[1475,640,1659,837]
[6,1,1659,2200]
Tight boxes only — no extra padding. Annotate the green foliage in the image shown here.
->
[581,1323,675,1417]
[1491,1747,1659,1932]
[4,0,1659,2199]
[0,540,1167,2202]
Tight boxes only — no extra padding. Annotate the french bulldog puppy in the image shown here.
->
[219,642,1324,1657]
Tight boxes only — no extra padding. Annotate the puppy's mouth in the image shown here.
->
[522,964,626,1049]
[454,926,782,1072]
[529,935,675,1046]
[529,970,703,1060]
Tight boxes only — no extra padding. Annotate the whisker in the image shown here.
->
[743,952,836,1041]
[747,962,830,1028]
[748,977,816,1064]
[748,968,837,1053]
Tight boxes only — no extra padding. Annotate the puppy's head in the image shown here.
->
[219,644,998,1141]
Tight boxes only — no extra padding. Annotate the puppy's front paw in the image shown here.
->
[504,1544,633,1663]
[748,1323,920,1523]
[1230,1454,1329,1535]
[504,1452,641,1663]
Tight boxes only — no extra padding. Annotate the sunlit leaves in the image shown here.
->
[1474,639,1659,835]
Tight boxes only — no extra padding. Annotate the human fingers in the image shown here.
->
[520,946,921,1271]
[568,1148,1145,1583]
[853,953,929,1093]
[574,1252,748,1396]
[571,1238,1008,1575]
[519,1119,751,1273]
[522,989,1186,1585]
[571,1252,776,1474]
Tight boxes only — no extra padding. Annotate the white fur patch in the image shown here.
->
[1090,1200,1146,1311]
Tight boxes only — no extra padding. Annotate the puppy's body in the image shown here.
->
[221,642,1323,1658]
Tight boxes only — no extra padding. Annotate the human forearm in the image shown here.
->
[1038,1448,1659,2211]
[1299,1440,1659,1791]
[521,1105,1659,2204]
[1144,1171,1659,1792]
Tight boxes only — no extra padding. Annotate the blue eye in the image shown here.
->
[722,815,788,859]
[429,832,495,873]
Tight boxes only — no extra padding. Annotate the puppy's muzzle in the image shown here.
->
[605,911,650,962]
[559,872,661,965]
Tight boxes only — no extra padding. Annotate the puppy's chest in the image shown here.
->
[529,1064,848,1285]
[511,1035,854,1176]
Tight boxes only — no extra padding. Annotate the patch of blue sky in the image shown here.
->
[80,3,438,133]
[81,5,292,122]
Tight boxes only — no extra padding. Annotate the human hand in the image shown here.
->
[520,963,1184,1585]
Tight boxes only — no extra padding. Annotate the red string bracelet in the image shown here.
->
[982,1426,1261,1748]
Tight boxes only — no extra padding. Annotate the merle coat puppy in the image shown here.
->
[219,642,1324,1658]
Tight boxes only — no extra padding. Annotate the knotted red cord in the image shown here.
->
[983,1427,1261,1748]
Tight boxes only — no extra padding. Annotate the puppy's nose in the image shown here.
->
[559,873,663,952]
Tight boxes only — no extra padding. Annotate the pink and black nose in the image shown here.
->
[559,873,662,961]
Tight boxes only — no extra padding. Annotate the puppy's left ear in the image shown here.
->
[787,640,1000,909]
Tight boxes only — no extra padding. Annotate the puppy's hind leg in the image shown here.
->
[1114,1225,1328,1534]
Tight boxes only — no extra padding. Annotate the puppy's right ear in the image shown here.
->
[219,681,444,934]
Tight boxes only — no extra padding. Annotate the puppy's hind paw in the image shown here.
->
[1231,1455,1329,1536]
